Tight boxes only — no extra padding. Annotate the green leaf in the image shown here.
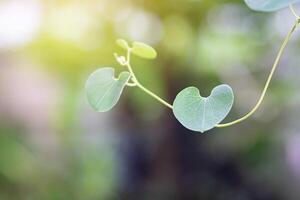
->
[244,0,300,12]
[173,85,234,133]
[131,42,157,59]
[116,39,129,50]
[85,67,131,112]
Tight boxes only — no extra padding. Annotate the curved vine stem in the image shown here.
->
[216,18,299,128]
[124,49,173,109]
[290,4,300,19]
[118,8,299,128]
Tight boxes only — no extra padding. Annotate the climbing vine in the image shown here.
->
[85,1,300,133]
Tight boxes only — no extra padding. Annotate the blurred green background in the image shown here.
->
[1,0,300,199]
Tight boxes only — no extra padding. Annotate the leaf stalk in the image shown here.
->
[115,12,300,129]
[216,18,299,128]
[123,48,174,109]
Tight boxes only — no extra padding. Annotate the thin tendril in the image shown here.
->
[136,82,173,109]
[118,14,299,128]
[290,4,300,19]
[216,20,299,128]
[124,49,173,109]
[125,49,139,83]
[126,82,137,87]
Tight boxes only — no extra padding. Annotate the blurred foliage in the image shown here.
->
[1,0,300,199]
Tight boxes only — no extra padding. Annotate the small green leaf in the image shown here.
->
[244,0,300,12]
[116,39,129,50]
[173,85,234,133]
[85,67,131,112]
[131,42,157,59]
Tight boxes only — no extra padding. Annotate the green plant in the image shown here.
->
[85,1,300,133]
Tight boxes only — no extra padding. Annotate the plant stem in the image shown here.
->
[125,49,174,109]
[126,49,139,83]
[126,82,137,87]
[290,4,300,19]
[136,82,173,109]
[216,19,299,128]
[122,14,299,128]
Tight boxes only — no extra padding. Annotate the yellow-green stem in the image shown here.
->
[136,82,173,109]
[125,49,173,109]
[290,4,300,19]
[216,20,299,128]
[122,14,299,128]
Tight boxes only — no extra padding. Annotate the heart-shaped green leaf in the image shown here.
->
[85,67,131,112]
[173,85,234,133]
[245,0,300,12]
[131,42,157,59]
